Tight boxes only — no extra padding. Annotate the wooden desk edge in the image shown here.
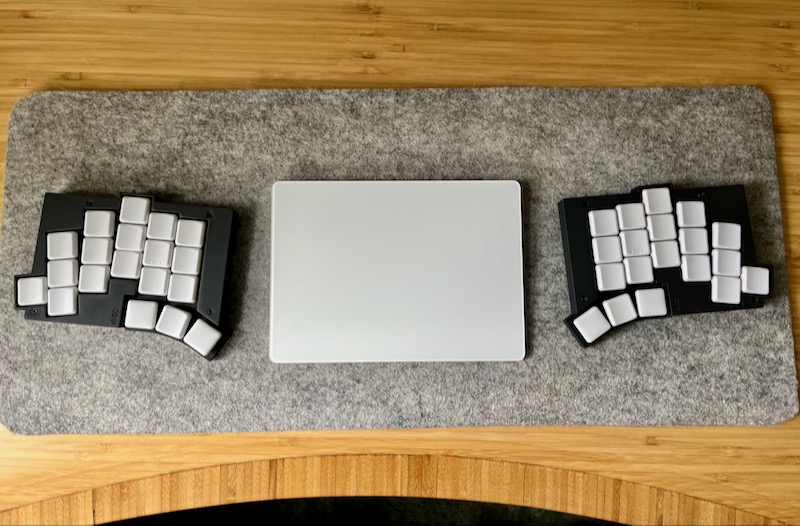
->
[0,453,787,526]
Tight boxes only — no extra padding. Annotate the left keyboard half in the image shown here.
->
[13,193,235,360]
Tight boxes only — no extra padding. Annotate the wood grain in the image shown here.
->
[1,1,800,524]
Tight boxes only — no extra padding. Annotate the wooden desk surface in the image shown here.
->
[1,1,799,524]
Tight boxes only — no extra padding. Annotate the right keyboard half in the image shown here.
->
[558,184,772,347]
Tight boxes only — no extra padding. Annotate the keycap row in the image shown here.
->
[124,300,222,357]
[572,288,668,345]
[588,197,709,238]
[115,217,206,250]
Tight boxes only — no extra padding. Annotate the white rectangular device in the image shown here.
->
[269,180,526,363]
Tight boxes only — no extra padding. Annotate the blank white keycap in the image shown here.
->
[602,293,638,327]
[16,276,47,306]
[81,237,113,265]
[78,265,110,293]
[183,318,223,357]
[572,306,611,344]
[641,187,672,215]
[711,276,741,305]
[119,196,151,224]
[712,222,741,250]
[681,255,711,282]
[124,299,159,330]
[678,228,709,255]
[83,210,115,237]
[171,246,203,275]
[711,248,741,277]
[116,224,146,252]
[635,288,668,317]
[676,201,706,227]
[615,203,646,231]
[155,305,193,340]
[168,274,198,303]
[741,266,770,295]
[591,236,622,264]
[110,250,143,279]
[624,256,654,285]
[619,229,650,257]
[47,259,78,288]
[588,209,619,238]
[595,262,626,292]
[47,287,78,316]
[175,219,206,248]
[651,240,681,268]
[646,214,677,241]
[47,232,78,260]
[147,212,178,241]
[142,240,174,268]
[138,266,170,296]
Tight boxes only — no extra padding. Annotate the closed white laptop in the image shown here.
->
[269,180,526,363]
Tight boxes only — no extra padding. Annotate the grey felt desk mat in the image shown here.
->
[0,87,797,435]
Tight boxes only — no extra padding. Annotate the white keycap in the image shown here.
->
[167,274,198,303]
[183,318,223,357]
[124,299,159,330]
[601,293,638,327]
[588,209,618,238]
[110,250,143,279]
[635,288,668,317]
[78,265,110,293]
[591,236,622,264]
[623,256,654,285]
[641,187,672,215]
[678,228,709,255]
[142,240,174,268]
[119,196,151,224]
[619,229,650,257]
[175,219,206,248]
[83,210,115,237]
[711,276,741,305]
[81,237,113,265]
[47,259,79,288]
[681,255,711,282]
[615,203,646,231]
[711,222,741,250]
[676,201,706,227]
[115,224,146,252]
[711,248,741,277]
[47,232,78,260]
[138,266,170,296]
[741,266,770,295]
[650,240,681,269]
[572,306,611,344]
[171,246,203,275]
[16,276,47,306]
[155,305,193,340]
[147,212,178,241]
[595,262,626,292]
[48,287,78,317]
[646,214,677,241]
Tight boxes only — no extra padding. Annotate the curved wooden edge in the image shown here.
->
[0,491,93,526]
[0,455,785,526]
